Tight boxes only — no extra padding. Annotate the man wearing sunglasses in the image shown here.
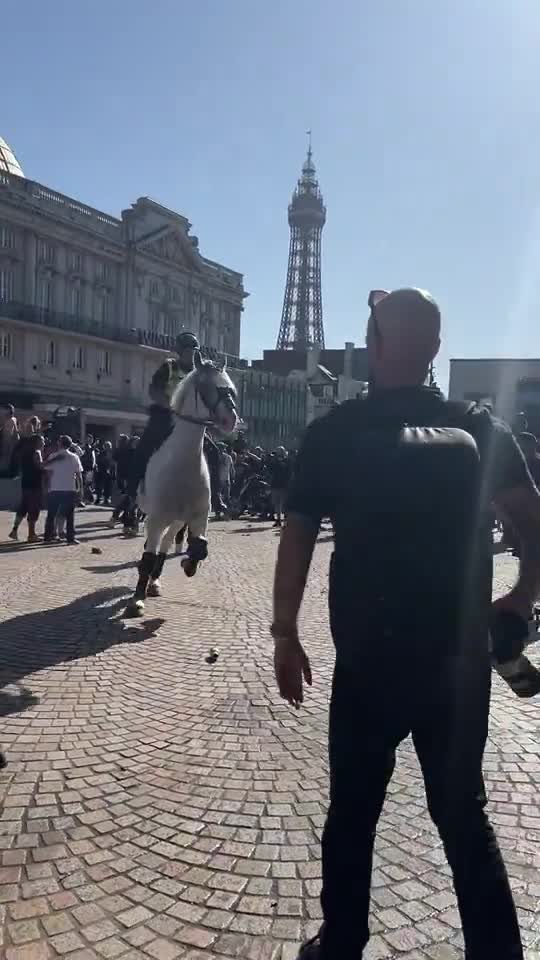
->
[272,288,540,960]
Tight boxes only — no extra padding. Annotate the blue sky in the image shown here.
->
[2,0,540,384]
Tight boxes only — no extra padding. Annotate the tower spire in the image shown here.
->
[276,141,326,350]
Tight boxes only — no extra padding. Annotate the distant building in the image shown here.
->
[0,134,247,436]
[254,343,368,381]
[449,357,540,433]
[253,342,366,427]
[230,368,307,450]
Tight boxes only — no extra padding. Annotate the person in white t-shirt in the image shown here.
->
[43,435,83,544]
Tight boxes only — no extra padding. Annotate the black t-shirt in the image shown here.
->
[267,457,292,490]
[19,442,43,491]
[288,387,532,658]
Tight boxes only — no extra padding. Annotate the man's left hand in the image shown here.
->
[272,628,312,709]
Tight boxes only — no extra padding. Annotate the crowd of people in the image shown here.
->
[0,402,295,544]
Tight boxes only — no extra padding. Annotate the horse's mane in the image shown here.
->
[171,361,235,414]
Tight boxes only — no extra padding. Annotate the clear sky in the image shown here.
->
[2,0,540,385]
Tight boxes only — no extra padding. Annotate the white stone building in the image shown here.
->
[449,357,540,433]
[304,343,367,423]
[0,135,247,438]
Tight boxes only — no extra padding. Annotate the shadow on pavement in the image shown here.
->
[0,586,164,692]
[228,526,274,534]
[0,685,40,719]
[81,560,137,574]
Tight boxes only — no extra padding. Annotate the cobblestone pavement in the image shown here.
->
[0,508,539,960]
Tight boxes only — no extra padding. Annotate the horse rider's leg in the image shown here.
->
[182,510,209,577]
[148,522,182,596]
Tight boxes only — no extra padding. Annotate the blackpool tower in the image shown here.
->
[276,139,326,350]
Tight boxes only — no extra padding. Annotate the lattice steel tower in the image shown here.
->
[276,140,326,350]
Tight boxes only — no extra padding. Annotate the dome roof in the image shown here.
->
[0,136,24,177]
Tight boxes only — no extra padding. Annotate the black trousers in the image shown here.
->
[320,650,523,960]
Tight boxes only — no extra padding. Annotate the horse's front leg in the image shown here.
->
[125,518,164,616]
[182,509,209,578]
[148,522,183,596]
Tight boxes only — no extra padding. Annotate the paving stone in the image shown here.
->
[0,515,534,959]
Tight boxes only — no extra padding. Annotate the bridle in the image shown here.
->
[175,375,237,430]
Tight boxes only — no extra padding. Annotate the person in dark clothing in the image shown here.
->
[94,441,115,504]
[267,446,292,526]
[9,434,45,542]
[80,438,96,503]
[517,431,540,486]
[272,288,540,960]
[113,434,131,495]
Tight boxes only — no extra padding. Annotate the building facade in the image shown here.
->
[0,137,247,435]
[230,368,306,450]
[449,357,540,433]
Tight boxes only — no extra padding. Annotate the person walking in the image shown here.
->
[268,446,291,527]
[272,288,540,960]
[0,403,19,475]
[9,434,45,542]
[43,435,83,545]
[94,440,114,505]
[217,443,235,509]
[80,437,96,503]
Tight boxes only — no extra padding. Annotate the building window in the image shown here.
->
[38,277,53,311]
[0,268,14,303]
[164,314,177,337]
[96,292,108,324]
[97,261,111,282]
[46,340,57,367]
[73,345,85,370]
[97,349,112,375]
[70,284,81,317]
[0,225,15,249]
[39,240,56,264]
[69,251,83,273]
[151,307,165,333]
[0,330,12,360]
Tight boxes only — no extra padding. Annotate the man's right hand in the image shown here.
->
[272,629,312,709]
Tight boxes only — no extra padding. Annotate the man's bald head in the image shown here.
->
[367,288,441,387]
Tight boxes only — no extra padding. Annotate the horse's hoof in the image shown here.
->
[124,599,145,617]
[147,581,161,598]
[182,558,198,577]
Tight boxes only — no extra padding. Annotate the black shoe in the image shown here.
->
[66,539,80,545]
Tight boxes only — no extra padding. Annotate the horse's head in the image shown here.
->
[172,353,238,434]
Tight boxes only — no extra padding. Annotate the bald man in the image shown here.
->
[272,288,540,959]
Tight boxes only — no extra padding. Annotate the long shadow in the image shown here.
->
[0,586,164,694]
[0,541,47,555]
[228,526,274,534]
[0,686,40,719]
[82,560,137,574]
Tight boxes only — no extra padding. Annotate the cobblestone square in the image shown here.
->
[0,510,538,958]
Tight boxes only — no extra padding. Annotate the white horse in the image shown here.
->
[124,353,237,617]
